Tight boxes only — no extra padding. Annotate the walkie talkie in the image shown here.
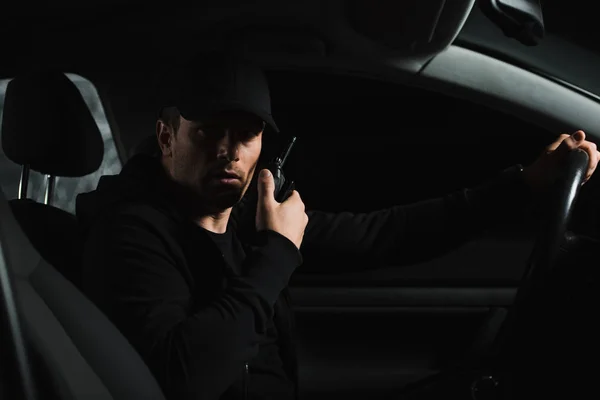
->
[268,136,296,203]
[234,135,297,243]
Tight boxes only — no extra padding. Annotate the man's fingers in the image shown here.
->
[288,190,304,209]
[537,130,599,186]
[257,169,275,205]
[552,131,584,153]
[555,131,599,183]
[571,139,598,182]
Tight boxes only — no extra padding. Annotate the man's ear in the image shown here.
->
[156,120,174,156]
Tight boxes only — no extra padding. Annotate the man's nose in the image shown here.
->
[217,131,240,161]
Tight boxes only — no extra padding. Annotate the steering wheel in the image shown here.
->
[515,148,589,316]
[523,149,589,285]
[486,149,590,398]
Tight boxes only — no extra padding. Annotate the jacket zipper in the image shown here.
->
[243,362,249,400]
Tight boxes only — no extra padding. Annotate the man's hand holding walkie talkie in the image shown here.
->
[256,136,308,250]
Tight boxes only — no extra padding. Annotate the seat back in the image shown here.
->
[1,70,105,286]
[0,185,166,400]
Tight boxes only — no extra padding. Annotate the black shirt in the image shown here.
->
[204,226,296,400]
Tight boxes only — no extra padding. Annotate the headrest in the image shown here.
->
[1,70,104,177]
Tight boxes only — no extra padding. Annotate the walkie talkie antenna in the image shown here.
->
[276,136,296,167]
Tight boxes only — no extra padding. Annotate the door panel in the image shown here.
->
[292,301,502,398]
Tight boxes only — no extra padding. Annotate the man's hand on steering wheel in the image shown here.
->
[523,130,600,192]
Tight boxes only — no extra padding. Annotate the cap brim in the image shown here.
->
[178,102,279,133]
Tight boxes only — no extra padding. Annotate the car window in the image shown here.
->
[0,74,122,214]
[267,70,600,284]
[266,70,559,229]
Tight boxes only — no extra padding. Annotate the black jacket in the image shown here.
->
[76,154,533,400]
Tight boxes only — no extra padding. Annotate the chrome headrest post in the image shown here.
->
[18,165,30,199]
[44,175,55,205]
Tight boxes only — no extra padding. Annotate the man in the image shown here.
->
[76,52,599,400]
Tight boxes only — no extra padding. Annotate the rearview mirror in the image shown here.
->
[480,0,544,46]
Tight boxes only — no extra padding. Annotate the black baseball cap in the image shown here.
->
[156,51,279,133]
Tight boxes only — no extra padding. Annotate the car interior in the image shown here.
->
[1,1,599,399]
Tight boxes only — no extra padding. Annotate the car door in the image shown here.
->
[265,68,571,399]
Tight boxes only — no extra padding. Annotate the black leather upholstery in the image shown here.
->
[0,184,166,399]
[1,69,104,177]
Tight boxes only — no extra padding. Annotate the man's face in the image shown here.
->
[158,110,264,212]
